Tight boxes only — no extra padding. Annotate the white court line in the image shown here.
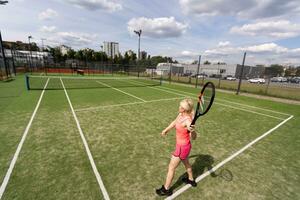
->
[29,75,141,80]
[75,97,184,112]
[165,115,294,200]
[122,79,186,97]
[60,78,110,200]
[96,80,146,102]
[213,102,286,120]
[123,79,284,119]
[160,86,291,116]
[157,86,287,120]
[216,98,291,116]
[78,83,285,119]
[0,78,50,199]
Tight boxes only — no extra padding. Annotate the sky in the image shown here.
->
[0,0,300,65]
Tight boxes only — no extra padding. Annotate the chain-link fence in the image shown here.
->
[158,63,300,101]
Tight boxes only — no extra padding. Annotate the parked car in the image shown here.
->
[290,77,300,84]
[271,77,287,82]
[225,76,236,81]
[248,78,266,84]
[183,72,192,77]
[197,74,208,78]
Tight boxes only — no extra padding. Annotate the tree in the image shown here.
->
[94,51,108,62]
[67,49,76,59]
[284,66,296,77]
[296,66,300,76]
[74,50,84,60]
[49,47,64,62]
[30,42,40,51]
[265,64,284,77]
[204,60,211,65]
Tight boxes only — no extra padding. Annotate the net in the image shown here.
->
[26,75,162,90]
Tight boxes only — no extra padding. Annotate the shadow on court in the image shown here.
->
[169,154,233,191]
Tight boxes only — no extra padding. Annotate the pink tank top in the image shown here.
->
[175,114,192,145]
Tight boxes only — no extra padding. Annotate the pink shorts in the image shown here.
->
[172,142,191,160]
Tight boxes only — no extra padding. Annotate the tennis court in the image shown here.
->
[0,75,299,200]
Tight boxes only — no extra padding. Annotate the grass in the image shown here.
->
[0,75,299,199]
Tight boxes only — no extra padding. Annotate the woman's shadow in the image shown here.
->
[169,154,217,191]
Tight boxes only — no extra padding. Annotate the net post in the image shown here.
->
[25,74,30,90]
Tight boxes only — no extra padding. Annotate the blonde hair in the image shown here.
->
[180,98,194,114]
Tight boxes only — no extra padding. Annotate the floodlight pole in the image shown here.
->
[236,52,247,95]
[134,29,142,77]
[195,55,201,88]
[41,38,46,67]
[28,36,33,72]
[134,29,142,60]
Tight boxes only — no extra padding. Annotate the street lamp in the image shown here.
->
[134,29,142,60]
[28,35,33,71]
[0,1,8,5]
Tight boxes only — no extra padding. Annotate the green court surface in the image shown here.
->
[0,75,299,200]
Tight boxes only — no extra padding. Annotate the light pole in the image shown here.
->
[28,35,33,71]
[134,29,142,77]
[134,29,142,60]
[41,38,46,51]
[41,38,46,66]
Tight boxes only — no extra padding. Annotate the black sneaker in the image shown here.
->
[156,185,172,196]
[182,177,197,187]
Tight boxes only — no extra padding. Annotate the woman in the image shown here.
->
[156,98,197,196]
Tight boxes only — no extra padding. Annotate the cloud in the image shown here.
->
[230,20,300,39]
[127,17,188,38]
[179,0,300,19]
[56,32,98,46]
[44,30,98,47]
[179,0,255,16]
[204,42,289,56]
[202,42,300,65]
[218,41,231,47]
[181,50,199,57]
[240,43,288,53]
[40,25,57,33]
[63,0,122,12]
[38,8,58,20]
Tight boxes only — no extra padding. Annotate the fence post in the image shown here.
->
[265,77,271,94]
[236,52,247,95]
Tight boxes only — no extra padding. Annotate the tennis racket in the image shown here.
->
[190,82,215,126]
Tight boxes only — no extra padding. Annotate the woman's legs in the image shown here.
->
[182,158,194,180]
[164,155,181,189]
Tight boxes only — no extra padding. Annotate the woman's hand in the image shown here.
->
[161,129,168,136]
[188,125,197,140]
[187,125,195,133]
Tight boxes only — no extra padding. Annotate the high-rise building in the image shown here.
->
[103,42,119,59]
